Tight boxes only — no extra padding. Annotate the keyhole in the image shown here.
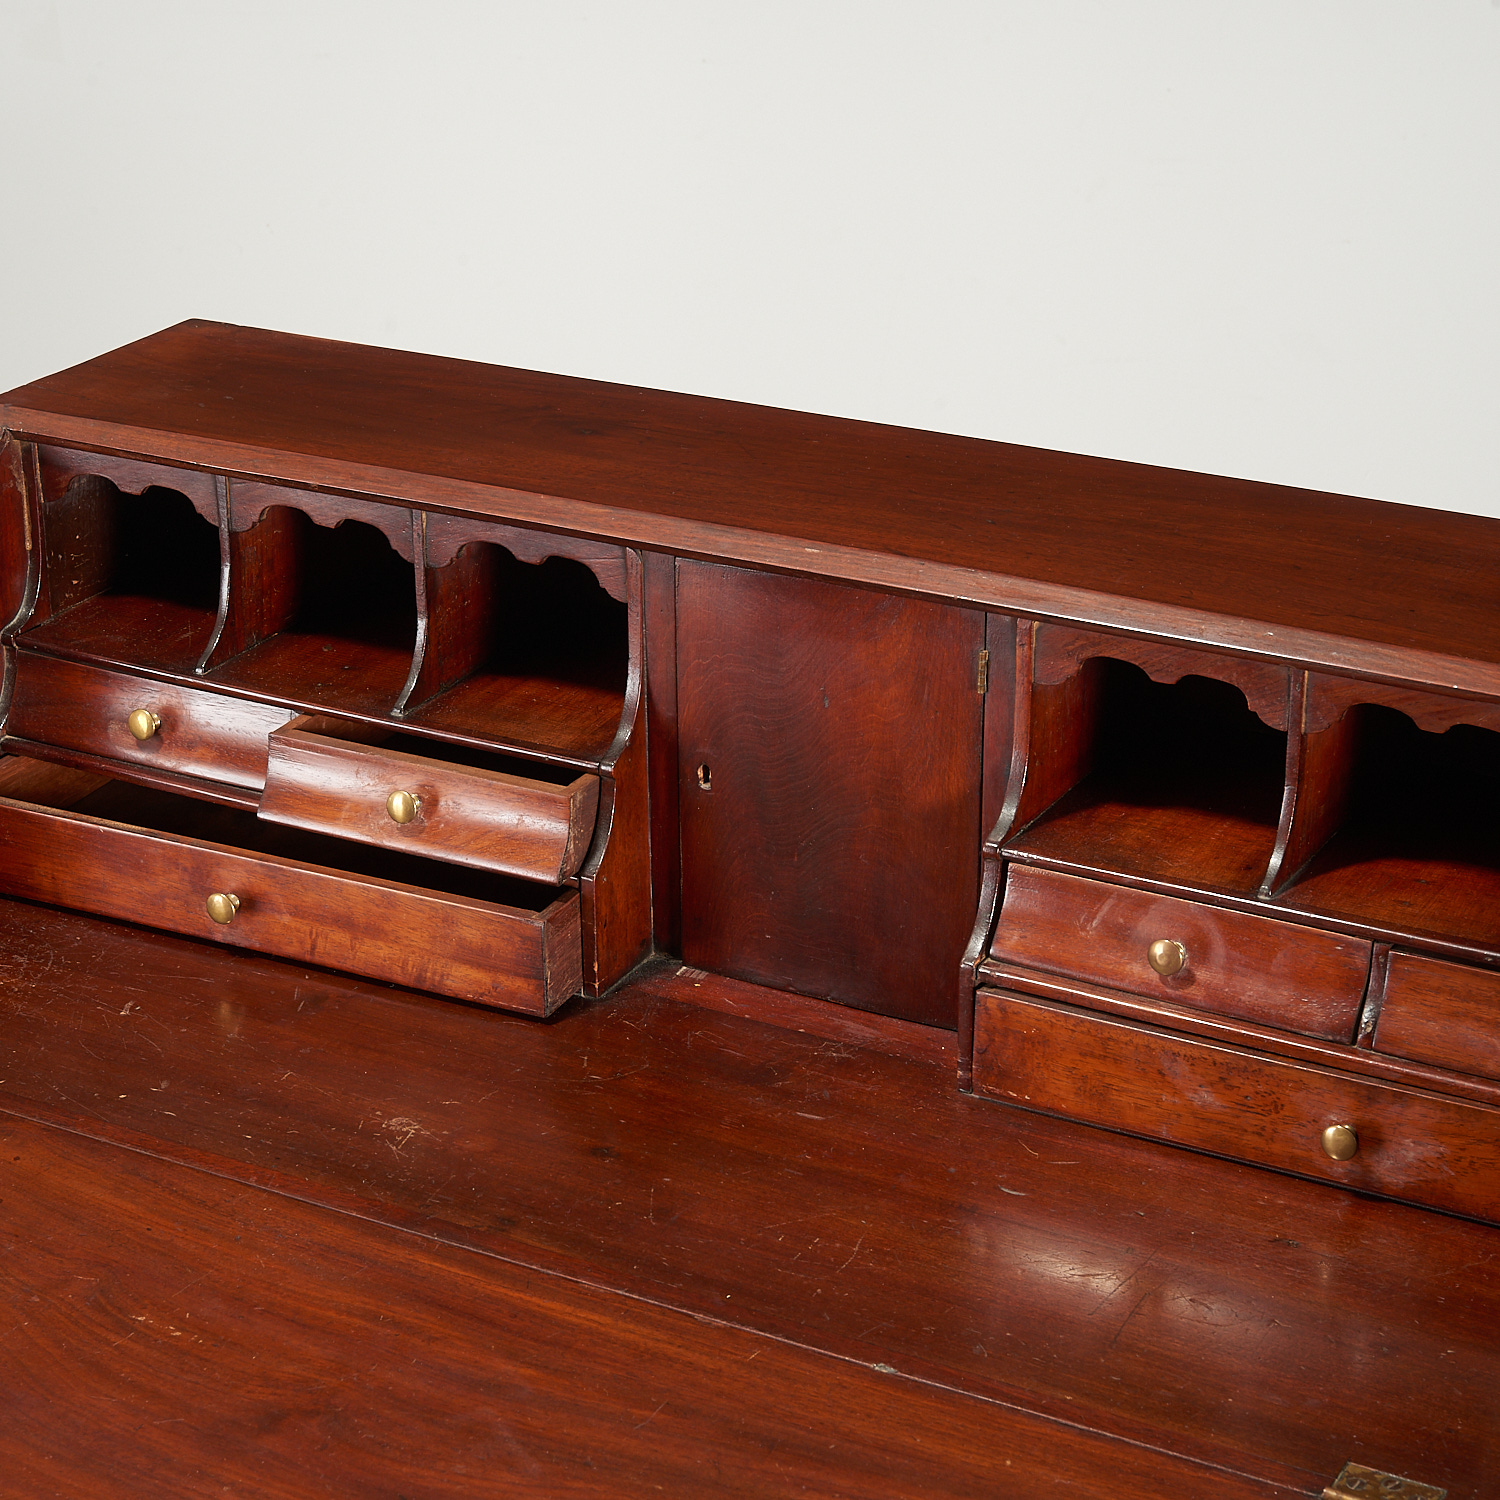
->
[696,763,712,791]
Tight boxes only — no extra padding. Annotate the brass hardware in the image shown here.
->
[696,763,712,791]
[205,892,241,925]
[1323,1460,1446,1499]
[127,709,162,741]
[1321,1123,1359,1161]
[976,648,990,695]
[1147,938,1187,977]
[386,790,420,824]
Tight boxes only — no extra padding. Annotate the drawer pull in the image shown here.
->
[1321,1123,1359,1161]
[1147,938,1187,977]
[205,892,241,925]
[127,709,162,741]
[385,789,421,825]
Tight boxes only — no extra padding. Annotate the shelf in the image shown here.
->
[1007,662,1285,896]
[24,481,220,674]
[1280,708,1500,951]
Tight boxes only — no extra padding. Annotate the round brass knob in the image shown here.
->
[1321,1123,1359,1161]
[127,709,162,741]
[386,790,420,825]
[1147,939,1187,977]
[205,892,241,925]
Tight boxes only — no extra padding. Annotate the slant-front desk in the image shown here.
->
[2,322,1498,1226]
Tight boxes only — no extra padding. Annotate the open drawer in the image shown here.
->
[258,717,600,884]
[0,757,582,1015]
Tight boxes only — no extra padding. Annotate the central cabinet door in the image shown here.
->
[677,562,985,1027]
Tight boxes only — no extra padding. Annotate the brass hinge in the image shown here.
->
[976,648,990,695]
[1323,1462,1446,1500]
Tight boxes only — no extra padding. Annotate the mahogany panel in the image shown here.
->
[36,442,218,523]
[988,865,1370,1040]
[5,323,1500,693]
[0,917,1495,1492]
[0,1116,1303,1500]
[201,502,301,670]
[1376,951,1500,1080]
[1308,670,1500,736]
[404,529,500,710]
[1034,623,1291,731]
[259,722,599,883]
[230,478,418,561]
[0,434,33,632]
[426,509,629,600]
[979,612,1017,842]
[8,653,293,789]
[678,560,984,1026]
[973,988,1500,1222]
[643,549,681,952]
[0,770,581,1014]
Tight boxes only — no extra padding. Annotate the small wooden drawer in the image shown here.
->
[987,865,1370,1040]
[0,759,582,1015]
[258,720,600,884]
[973,988,1500,1223]
[6,653,293,789]
[1375,951,1500,1080]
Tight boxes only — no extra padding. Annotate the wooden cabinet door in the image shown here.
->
[677,561,984,1027]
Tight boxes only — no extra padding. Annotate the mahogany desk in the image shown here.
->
[0,323,1495,1496]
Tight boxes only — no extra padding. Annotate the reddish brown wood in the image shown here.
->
[973,987,1500,1223]
[1,1113,1312,1500]
[0,914,1496,1493]
[643,549,681,954]
[426,510,628,600]
[8,653,292,789]
[1376,951,1500,1080]
[979,611,1016,842]
[403,528,500,710]
[201,498,301,669]
[1,736,263,811]
[1034,623,1291,731]
[678,561,984,1027]
[988,865,1371,1040]
[0,765,581,1013]
[260,721,599,883]
[36,442,218,524]
[230,478,417,560]
[5,323,1499,696]
[0,434,33,633]
[1308,670,1500,736]
[980,956,1500,1107]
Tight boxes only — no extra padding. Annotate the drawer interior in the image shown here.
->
[0,756,565,912]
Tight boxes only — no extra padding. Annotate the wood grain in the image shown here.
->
[1376,950,1500,1080]
[5,322,1499,695]
[988,865,1371,1040]
[973,987,1500,1222]
[260,723,599,883]
[678,560,984,1027]
[0,433,33,633]
[0,907,1495,1492]
[36,441,218,523]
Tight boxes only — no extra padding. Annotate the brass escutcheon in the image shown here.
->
[1321,1123,1359,1161]
[127,709,162,741]
[386,789,420,824]
[205,892,241,925]
[1147,938,1187,977]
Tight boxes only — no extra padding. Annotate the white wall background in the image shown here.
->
[4,1,1497,518]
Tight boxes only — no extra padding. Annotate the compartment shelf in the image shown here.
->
[1279,706,1500,951]
[1006,661,1286,896]
[23,479,221,674]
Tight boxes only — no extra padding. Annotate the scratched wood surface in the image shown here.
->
[0,900,1494,1496]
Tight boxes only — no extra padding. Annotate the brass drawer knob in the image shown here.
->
[1321,1124,1359,1161]
[205,892,241,925]
[127,709,162,741]
[1147,938,1187,977]
[386,789,421,825]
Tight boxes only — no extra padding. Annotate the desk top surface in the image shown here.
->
[4,319,1497,689]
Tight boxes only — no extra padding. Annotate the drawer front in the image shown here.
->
[973,988,1500,1223]
[989,865,1370,1040]
[258,727,600,883]
[1376,951,1500,1080]
[7,654,293,788]
[0,791,582,1015]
